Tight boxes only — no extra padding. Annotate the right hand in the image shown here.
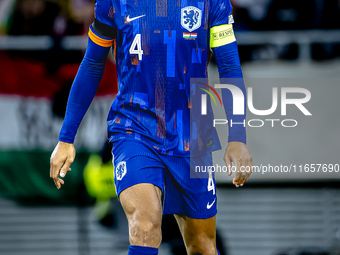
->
[50,141,76,189]
[223,142,253,188]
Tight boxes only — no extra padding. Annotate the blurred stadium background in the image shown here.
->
[0,0,340,255]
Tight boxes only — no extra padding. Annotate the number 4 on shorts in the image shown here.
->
[208,170,216,195]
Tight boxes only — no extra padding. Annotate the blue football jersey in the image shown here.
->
[93,0,234,156]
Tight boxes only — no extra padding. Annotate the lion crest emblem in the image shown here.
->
[181,6,202,32]
[115,161,127,181]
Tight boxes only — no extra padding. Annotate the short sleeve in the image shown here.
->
[209,0,234,28]
[92,0,117,39]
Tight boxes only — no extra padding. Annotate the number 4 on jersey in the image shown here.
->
[129,34,143,60]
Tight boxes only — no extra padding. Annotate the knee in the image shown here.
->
[128,214,162,247]
[187,234,217,255]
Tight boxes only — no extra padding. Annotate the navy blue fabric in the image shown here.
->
[94,0,117,29]
[111,137,217,219]
[59,0,246,154]
[209,0,233,27]
[59,37,110,143]
[214,41,247,144]
[128,245,158,255]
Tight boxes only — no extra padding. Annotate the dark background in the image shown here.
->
[0,0,339,255]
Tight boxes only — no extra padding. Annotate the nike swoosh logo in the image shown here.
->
[126,14,146,22]
[207,199,216,209]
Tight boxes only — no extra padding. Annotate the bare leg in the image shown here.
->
[175,214,218,255]
[119,183,163,248]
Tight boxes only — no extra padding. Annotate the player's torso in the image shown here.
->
[107,0,221,155]
[109,0,210,82]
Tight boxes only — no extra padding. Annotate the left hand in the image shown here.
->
[224,142,253,187]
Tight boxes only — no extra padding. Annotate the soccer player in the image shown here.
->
[50,0,253,254]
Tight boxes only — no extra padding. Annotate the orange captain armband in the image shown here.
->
[88,28,114,47]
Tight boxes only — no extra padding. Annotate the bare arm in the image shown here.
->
[50,22,115,189]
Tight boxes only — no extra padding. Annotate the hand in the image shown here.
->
[224,142,253,187]
[50,141,76,189]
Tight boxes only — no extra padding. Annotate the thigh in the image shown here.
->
[120,183,162,220]
[174,214,217,255]
[120,183,163,247]
[111,138,165,247]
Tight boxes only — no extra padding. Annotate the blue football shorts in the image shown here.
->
[110,137,217,219]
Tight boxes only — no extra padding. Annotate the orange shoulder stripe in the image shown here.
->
[88,29,114,47]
